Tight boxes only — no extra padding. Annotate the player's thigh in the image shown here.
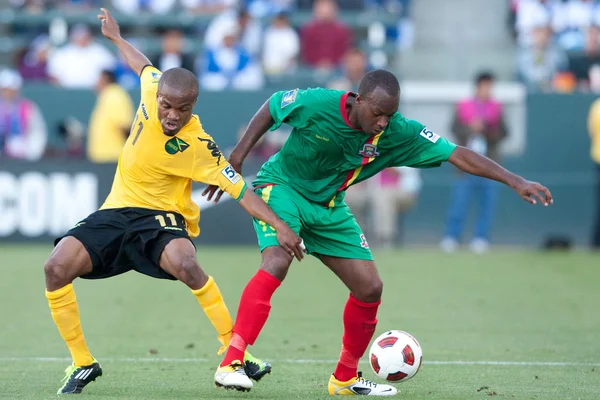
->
[253,185,304,280]
[318,254,383,303]
[126,209,200,282]
[252,185,303,251]
[159,237,207,288]
[46,209,129,289]
[45,236,93,290]
[302,203,373,261]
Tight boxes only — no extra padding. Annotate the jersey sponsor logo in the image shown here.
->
[141,104,149,120]
[165,137,190,154]
[420,127,440,143]
[197,137,222,165]
[359,143,380,158]
[221,165,241,184]
[281,89,298,108]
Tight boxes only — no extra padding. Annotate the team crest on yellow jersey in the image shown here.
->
[165,137,190,154]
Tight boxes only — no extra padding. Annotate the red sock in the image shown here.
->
[333,294,380,382]
[221,269,281,366]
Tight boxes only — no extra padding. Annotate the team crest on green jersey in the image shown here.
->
[165,137,189,154]
[359,143,380,158]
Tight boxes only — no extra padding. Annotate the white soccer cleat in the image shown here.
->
[328,372,397,396]
[470,238,490,254]
[440,237,459,253]
[214,360,253,392]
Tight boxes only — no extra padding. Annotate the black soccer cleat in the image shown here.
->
[57,361,102,394]
[243,351,272,382]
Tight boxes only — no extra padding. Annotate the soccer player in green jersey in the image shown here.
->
[204,70,553,395]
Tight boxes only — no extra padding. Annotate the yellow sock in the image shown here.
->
[191,276,234,355]
[46,284,94,367]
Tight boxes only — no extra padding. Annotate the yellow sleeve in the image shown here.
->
[140,65,162,97]
[588,99,600,138]
[192,132,247,200]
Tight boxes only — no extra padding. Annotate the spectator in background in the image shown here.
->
[262,13,300,76]
[87,70,134,163]
[327,48,367,91]
[515,0,556,47]
[10,0,44,13]
[553,0,598,52]
[112,0,176,14]
[113,48,139,91]
[47,24,116,89]
[204,7,263,56]
[15,34,51,82]
[568,26,600,90]
[0,69,47,160]
[150,30,195,72]
[587,96,600,248]
[516,23,568,91]
[199,23,265,91]
[181,0,236,14]
[247,0,295,18]
[345,168,421,248]
[441,72,508,254]
[300,0,352,70]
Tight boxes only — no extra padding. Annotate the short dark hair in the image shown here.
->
[475,71,495,85]
[101,69,116,84]
[158,67,199,96]
[358,69,400,98]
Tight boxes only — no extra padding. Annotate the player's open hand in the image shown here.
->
[98,8,121,42]
[513,178,553,206]
[276,226,306,261]
[202,185,225,204]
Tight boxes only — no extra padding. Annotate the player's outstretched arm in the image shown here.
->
[448,146,553,206]
[238,189,305,261]
[203,100,273,203]
[97,8,151,76]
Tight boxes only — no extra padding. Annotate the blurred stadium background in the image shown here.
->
[1,1,600,399]
[0,0,597,249]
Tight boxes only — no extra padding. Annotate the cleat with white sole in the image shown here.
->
[214,360,253,392]
[328,372,397,396]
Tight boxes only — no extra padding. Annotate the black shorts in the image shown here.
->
[54,207,193,280]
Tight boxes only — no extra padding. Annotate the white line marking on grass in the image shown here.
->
[1,357,599,367]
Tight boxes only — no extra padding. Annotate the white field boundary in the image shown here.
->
[1,357,599,367]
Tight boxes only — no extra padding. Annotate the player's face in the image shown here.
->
[156,85,197,136]
[357,87,399,135]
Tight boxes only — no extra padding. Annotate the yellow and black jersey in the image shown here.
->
[101,66,246,238]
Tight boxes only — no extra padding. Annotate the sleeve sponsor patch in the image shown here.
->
[281,89,299,108]
[420,127,440,143]
[221,165,241,184]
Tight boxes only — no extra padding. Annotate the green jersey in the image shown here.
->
[253,88,457,207]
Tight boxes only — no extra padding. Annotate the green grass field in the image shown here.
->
[0,245,598,400]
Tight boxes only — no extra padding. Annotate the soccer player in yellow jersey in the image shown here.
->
[43,8,305,395]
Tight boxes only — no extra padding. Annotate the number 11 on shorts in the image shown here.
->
[155,213,178,227]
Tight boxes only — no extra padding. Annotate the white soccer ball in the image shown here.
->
[369,330,423,382]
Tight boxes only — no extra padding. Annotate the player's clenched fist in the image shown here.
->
[98,8,121,42]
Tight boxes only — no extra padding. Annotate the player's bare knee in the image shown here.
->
[44,257,71,290]
[355,277,383,303]
[176,255,207,289]
[260,247,292,282]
